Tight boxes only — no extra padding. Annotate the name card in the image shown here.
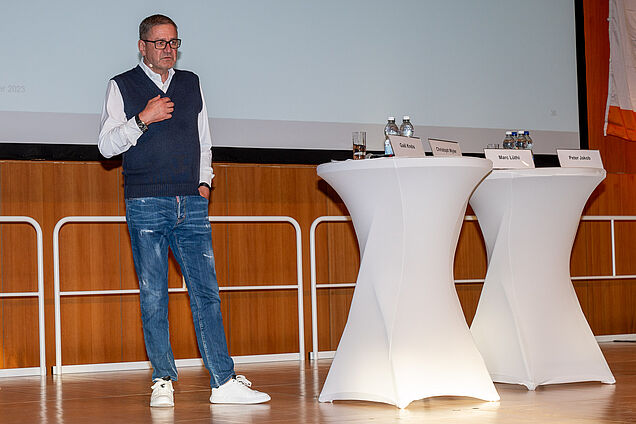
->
[484,149,535,169]
[389,135,426,158]
[557,149,603,168]
[428,138,462,157]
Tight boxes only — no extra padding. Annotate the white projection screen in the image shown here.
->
[0,0,581,155]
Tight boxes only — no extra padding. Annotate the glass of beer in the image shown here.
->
[352,131,366,160]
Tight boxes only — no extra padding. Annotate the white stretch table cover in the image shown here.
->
[469,167,616,390]
[316,157,499,408]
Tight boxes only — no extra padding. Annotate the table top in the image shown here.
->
[317,156,492,175]
[485,167,606,180]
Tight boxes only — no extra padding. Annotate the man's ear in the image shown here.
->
[138,39,146,58]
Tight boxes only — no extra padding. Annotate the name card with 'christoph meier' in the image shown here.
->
[557,149,604,169]
[428,138,462,157]
[389,135,426,158]
[484,149,535,169]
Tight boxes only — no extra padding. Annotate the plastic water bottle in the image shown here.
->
[510,131,518,149]
[503,131,514,149]
[400,116,414,137]
[384,117,399,155]
[515,130,526,149]
[524,130,533,150]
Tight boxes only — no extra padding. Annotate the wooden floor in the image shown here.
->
[0,342,634,423]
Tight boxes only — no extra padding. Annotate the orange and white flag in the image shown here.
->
[606,0,636,141]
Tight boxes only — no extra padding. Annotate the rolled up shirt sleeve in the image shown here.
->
[198,84,215,185]
[98,80,142,158]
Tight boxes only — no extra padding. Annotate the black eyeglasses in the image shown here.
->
[142,38,181,50]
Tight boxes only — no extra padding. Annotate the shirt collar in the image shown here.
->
[139,59,175,92]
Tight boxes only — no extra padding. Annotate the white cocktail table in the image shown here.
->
[317,157,499,408]
[469,167,615,390]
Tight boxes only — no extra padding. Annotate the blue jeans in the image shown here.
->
[125,195,235,388]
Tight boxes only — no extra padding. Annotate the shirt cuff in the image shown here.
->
[125,116,143,145]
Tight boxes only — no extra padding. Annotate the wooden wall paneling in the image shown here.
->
[0,162,48,368]
[280,167,339,356]
[453,220,487,281]
[616,222,636,276]
[626,139,636,173]
[60,296,122,365]
[455,283,483,326]
[314,222,357,352]
[0,223,40,368]
[117,218,147,363]
[222,165,298,356]
[120,294,147,362]
[615,173,636,276]
[314,288,332,352]
[572,221,613,278]
[208,166,232,357]
[224,165,297,285]
[582,0,605,147]
[596,174,624,215]
[326,287,354,350]
[570,222,588,277]
[222,165,313,355]
[280,165,338,356]
[585,279,636,335]
[53,163,121,364]
[1,298,40,368]
[573,281,591,330]
[0,224,39,293]
[451,219,486,325]
[0,287,2,367]
[562,0,634,338]
[323,195,358,351]
[167,292,200,360]
[51,162,123,365]
[621,173,636,215]
[210,165,230,287]
[579,221,612,281]
[111,169,147,363]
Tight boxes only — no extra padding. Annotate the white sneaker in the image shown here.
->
[210,375,271,404]
[150,378,174,407]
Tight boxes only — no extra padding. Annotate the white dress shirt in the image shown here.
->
[98,60,214,184]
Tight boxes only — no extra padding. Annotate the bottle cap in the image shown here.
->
[518,130,524,133]
[524,131,530,135]
[388,116,395,121]
[403,115,410,120]
[506,131,512,135]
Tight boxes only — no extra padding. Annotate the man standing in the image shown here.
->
[98,14,270,407]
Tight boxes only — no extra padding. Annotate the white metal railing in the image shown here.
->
[309,215,636,360]
[53,215,304,375]
[574,216,636,280]
[0,217,46,377]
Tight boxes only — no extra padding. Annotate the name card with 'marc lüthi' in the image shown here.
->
[484,149,535,169]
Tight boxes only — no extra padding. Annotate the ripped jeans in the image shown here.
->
[125,195,234,388]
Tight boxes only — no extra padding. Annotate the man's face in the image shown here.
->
[138,24,178,75]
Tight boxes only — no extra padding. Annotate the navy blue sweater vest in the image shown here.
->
[113,66,202,198]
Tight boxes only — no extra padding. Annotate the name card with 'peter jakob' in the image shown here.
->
[557,149,603,169]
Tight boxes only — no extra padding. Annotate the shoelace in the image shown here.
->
[234,375,252,387]
[151,379,174,392]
